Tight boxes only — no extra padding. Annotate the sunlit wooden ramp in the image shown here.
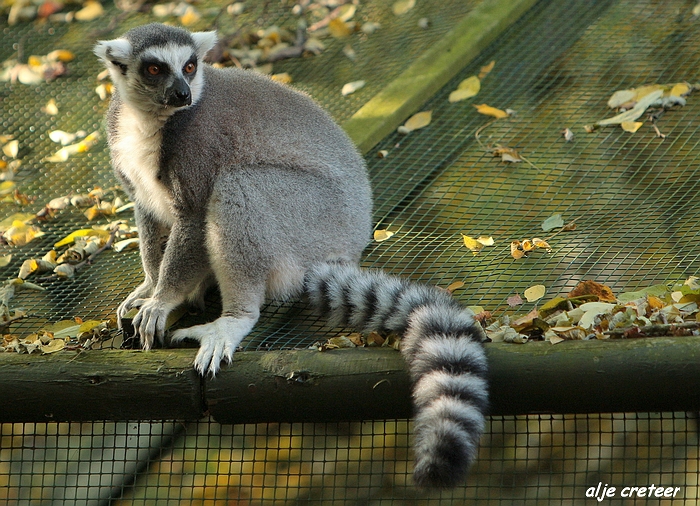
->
[1,0,700,503]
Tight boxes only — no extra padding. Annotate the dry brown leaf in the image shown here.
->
[474,103,509,119]
[567,280,616,303]
[492,146,522,163]
[511,240,526,259]
[507,293,523,307]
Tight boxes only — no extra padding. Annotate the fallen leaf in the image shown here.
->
[684,276,700,291]
[0,254,11,267]
[113,238,139,252]
[445,281,464,294]
[392,0,415,15]
[2,140,18,158]
[510,240,526,259]
[398,111,432,134]
[341,80,365,96]
[524,284,546,302]
[478,60,495,80]
[462,234,483,254]
[329,17,353,38]
[43,98,58,115]
[41,338,65,354]
[373,229,395,242]
[532,238,552,251]
[491,146,522,163]
[596,89,663,127]
[568,280,616,303]
[2,221,44,246]
[54,228,110,248]
[621,121,643,133]
[541,213,564,231]
[507,293,523,307]
[270,73,292,84]
[74,0,104,21]
[474,103,509,119]
[179,6,200,26]
[462,234,493,255]
[449,76,480,103]
[562,128,574,142]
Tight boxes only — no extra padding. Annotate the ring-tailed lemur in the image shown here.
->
[94,23,488,488]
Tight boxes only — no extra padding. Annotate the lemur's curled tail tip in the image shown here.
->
[305,262,489,488]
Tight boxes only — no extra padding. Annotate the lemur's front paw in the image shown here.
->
[132,298,176,350]
[170,316,255,376]
[117,282,154,328]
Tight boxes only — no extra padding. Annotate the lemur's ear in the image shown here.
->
[191,31,218,60]
[93,38,133,65]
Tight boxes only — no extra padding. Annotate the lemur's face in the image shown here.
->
[94,25,217,115]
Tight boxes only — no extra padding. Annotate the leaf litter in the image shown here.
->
[479,277,700,345]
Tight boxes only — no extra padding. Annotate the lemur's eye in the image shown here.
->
[147,64,161,76]
[184,62,196,74]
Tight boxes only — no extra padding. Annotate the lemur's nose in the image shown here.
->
[166,78,192,107]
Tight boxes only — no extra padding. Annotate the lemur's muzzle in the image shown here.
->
[165,77,191,107]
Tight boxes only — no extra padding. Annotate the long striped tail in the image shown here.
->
[305,262,488,488]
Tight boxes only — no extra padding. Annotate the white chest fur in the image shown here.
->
[112,106,175,225]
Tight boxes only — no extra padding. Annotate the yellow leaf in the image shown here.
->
[449,76,480,102]
[511,240,526,259]
[524,284,546,302]
[446,281,464,293]
[54,228,110,248]
[0,254,11,267]
[180,6,201,26]
[462,234,484,254]
[392,0,415,15]
[2,221,44,246]
[0,181,16,196]
[374,229,395,242]
[0,212,35,232]
[270,73,292,85]
[398,111,432,134]
[47,50,75,62]
[478,61,496,80]
[621,121,643,133]
[474,103,509,119]
[74,0,104,21]
[532,238,552,251]
[329,17,353,38]
[669,82,690,98]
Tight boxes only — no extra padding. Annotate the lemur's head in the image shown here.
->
[94,24,217,114]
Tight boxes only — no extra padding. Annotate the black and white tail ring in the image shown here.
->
[305,262,489,488]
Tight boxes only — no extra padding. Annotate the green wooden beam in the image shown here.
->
[342,0,540,154]
[2,337,699,422]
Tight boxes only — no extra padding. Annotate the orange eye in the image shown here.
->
[147,64,160,76]
[184,62,196,74]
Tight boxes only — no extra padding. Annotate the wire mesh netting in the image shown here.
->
[2,414,698,504]
[2,0,700,504]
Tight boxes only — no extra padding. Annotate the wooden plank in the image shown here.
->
[2,336,699,422]
[0,349,203,422]
[342,0,540,153]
